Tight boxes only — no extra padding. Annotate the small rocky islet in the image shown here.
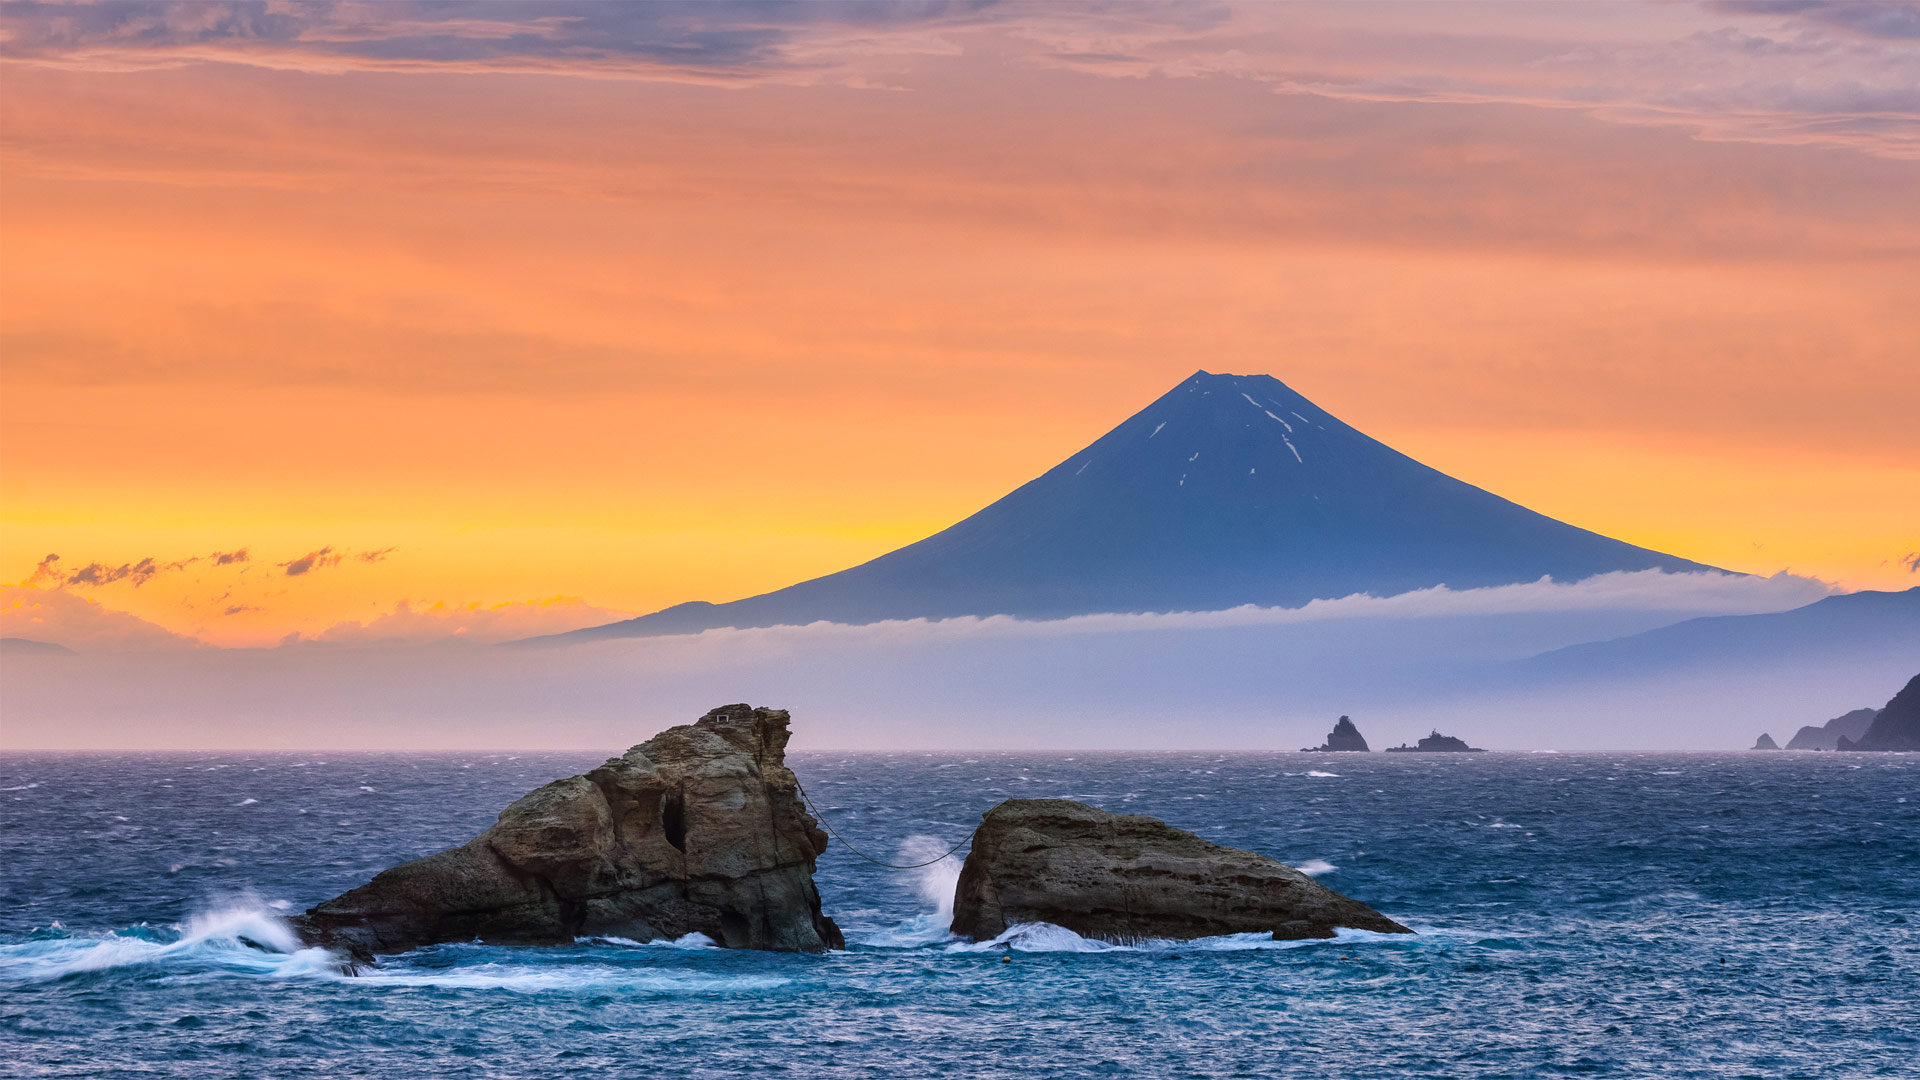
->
[293,704,1410,964]
[1302,716,1487,753]
[1384,730,1485,753]
[1303,715,1370,752]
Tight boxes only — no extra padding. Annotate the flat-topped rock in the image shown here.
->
[1385,730,1484,752]
[293,705,843,962]
[950,798,1410,944]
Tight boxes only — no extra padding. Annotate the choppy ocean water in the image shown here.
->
[2,750,1915,1078]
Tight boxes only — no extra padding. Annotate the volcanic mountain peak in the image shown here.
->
[537,370,1711,642]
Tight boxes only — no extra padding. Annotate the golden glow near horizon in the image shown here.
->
[2,2,1916,647]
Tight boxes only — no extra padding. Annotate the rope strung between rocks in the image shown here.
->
[795,779,978,870]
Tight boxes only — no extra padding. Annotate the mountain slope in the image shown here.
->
[546,370,1712,641]
[1517,588,1920,679]
[1845,674,1920,751]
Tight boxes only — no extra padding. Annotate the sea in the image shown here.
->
[2,750,1915,1079]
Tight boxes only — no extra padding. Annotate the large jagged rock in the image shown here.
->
[1751,733,1780,750]
[950,798,1410,944]
[1303,715,1369,752]
[293,705,843,961]
[1841,674,1920,751]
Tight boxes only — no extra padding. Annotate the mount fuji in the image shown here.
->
[544,370,1714,642]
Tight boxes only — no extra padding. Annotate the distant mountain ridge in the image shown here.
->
[538,370,1714,643]
[1519,588,1920,679]
[0,637,76,655]
[1785,708,1879,751]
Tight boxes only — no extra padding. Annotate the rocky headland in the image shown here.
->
[292,705,843,962]
[1785,708,1878,750]
[1303,716,1369,752]
[1839,674,1920,751]
[1751,733,1780,750]
[949,798,1410,944]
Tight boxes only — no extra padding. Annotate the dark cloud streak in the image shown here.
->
[0,0,1016,74]
[279,547,342,576]
[1707,0,1920,39]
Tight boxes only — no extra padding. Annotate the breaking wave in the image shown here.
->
[945,921,1412,954]
[0,898,335,985]
[0,901,785,995]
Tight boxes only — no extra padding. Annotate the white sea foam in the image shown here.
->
[588,932,717,950]
[944,921,1407,954]
[857,913,956,949]
[234,798,258,806]
[0,897,790,994]
[1294,859,1338,877]
[1305,770,1340,778]
[351,963,790,994]
[0,897,336,984]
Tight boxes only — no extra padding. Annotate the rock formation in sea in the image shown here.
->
[949,798,1410,944]
[1384,730,1485,752]
[1839,673,1920,751]
[1751,733,1780,750]
[1787,707,1880,750]
[1303,716,1370,752]
[292,705,844,962]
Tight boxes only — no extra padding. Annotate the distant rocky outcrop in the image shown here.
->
[1303,716,1369,752]
[949,798,1410,944]
[1751,733,1780,750]
[1839,674,1920,752]
[293,705,843,962]
[1788,707,1880,750]
[1384,730,1484,753]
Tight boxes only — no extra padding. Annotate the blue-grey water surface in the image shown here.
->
[2,751,1915,1078]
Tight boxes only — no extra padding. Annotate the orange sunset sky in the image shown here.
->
[2,0,1916,649]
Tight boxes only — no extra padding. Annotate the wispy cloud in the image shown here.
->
[27,552,198,588]
[276,545,394,575]
[566,569,1833,649]
[5,2,1914,156]
[0,0,1022,79]
[278,546,342,576]
[310,596,635,645]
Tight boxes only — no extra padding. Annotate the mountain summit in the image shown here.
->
[547,371,1711,641]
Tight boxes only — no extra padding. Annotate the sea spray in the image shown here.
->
[845,835,970,948]
[895,834,965,921]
